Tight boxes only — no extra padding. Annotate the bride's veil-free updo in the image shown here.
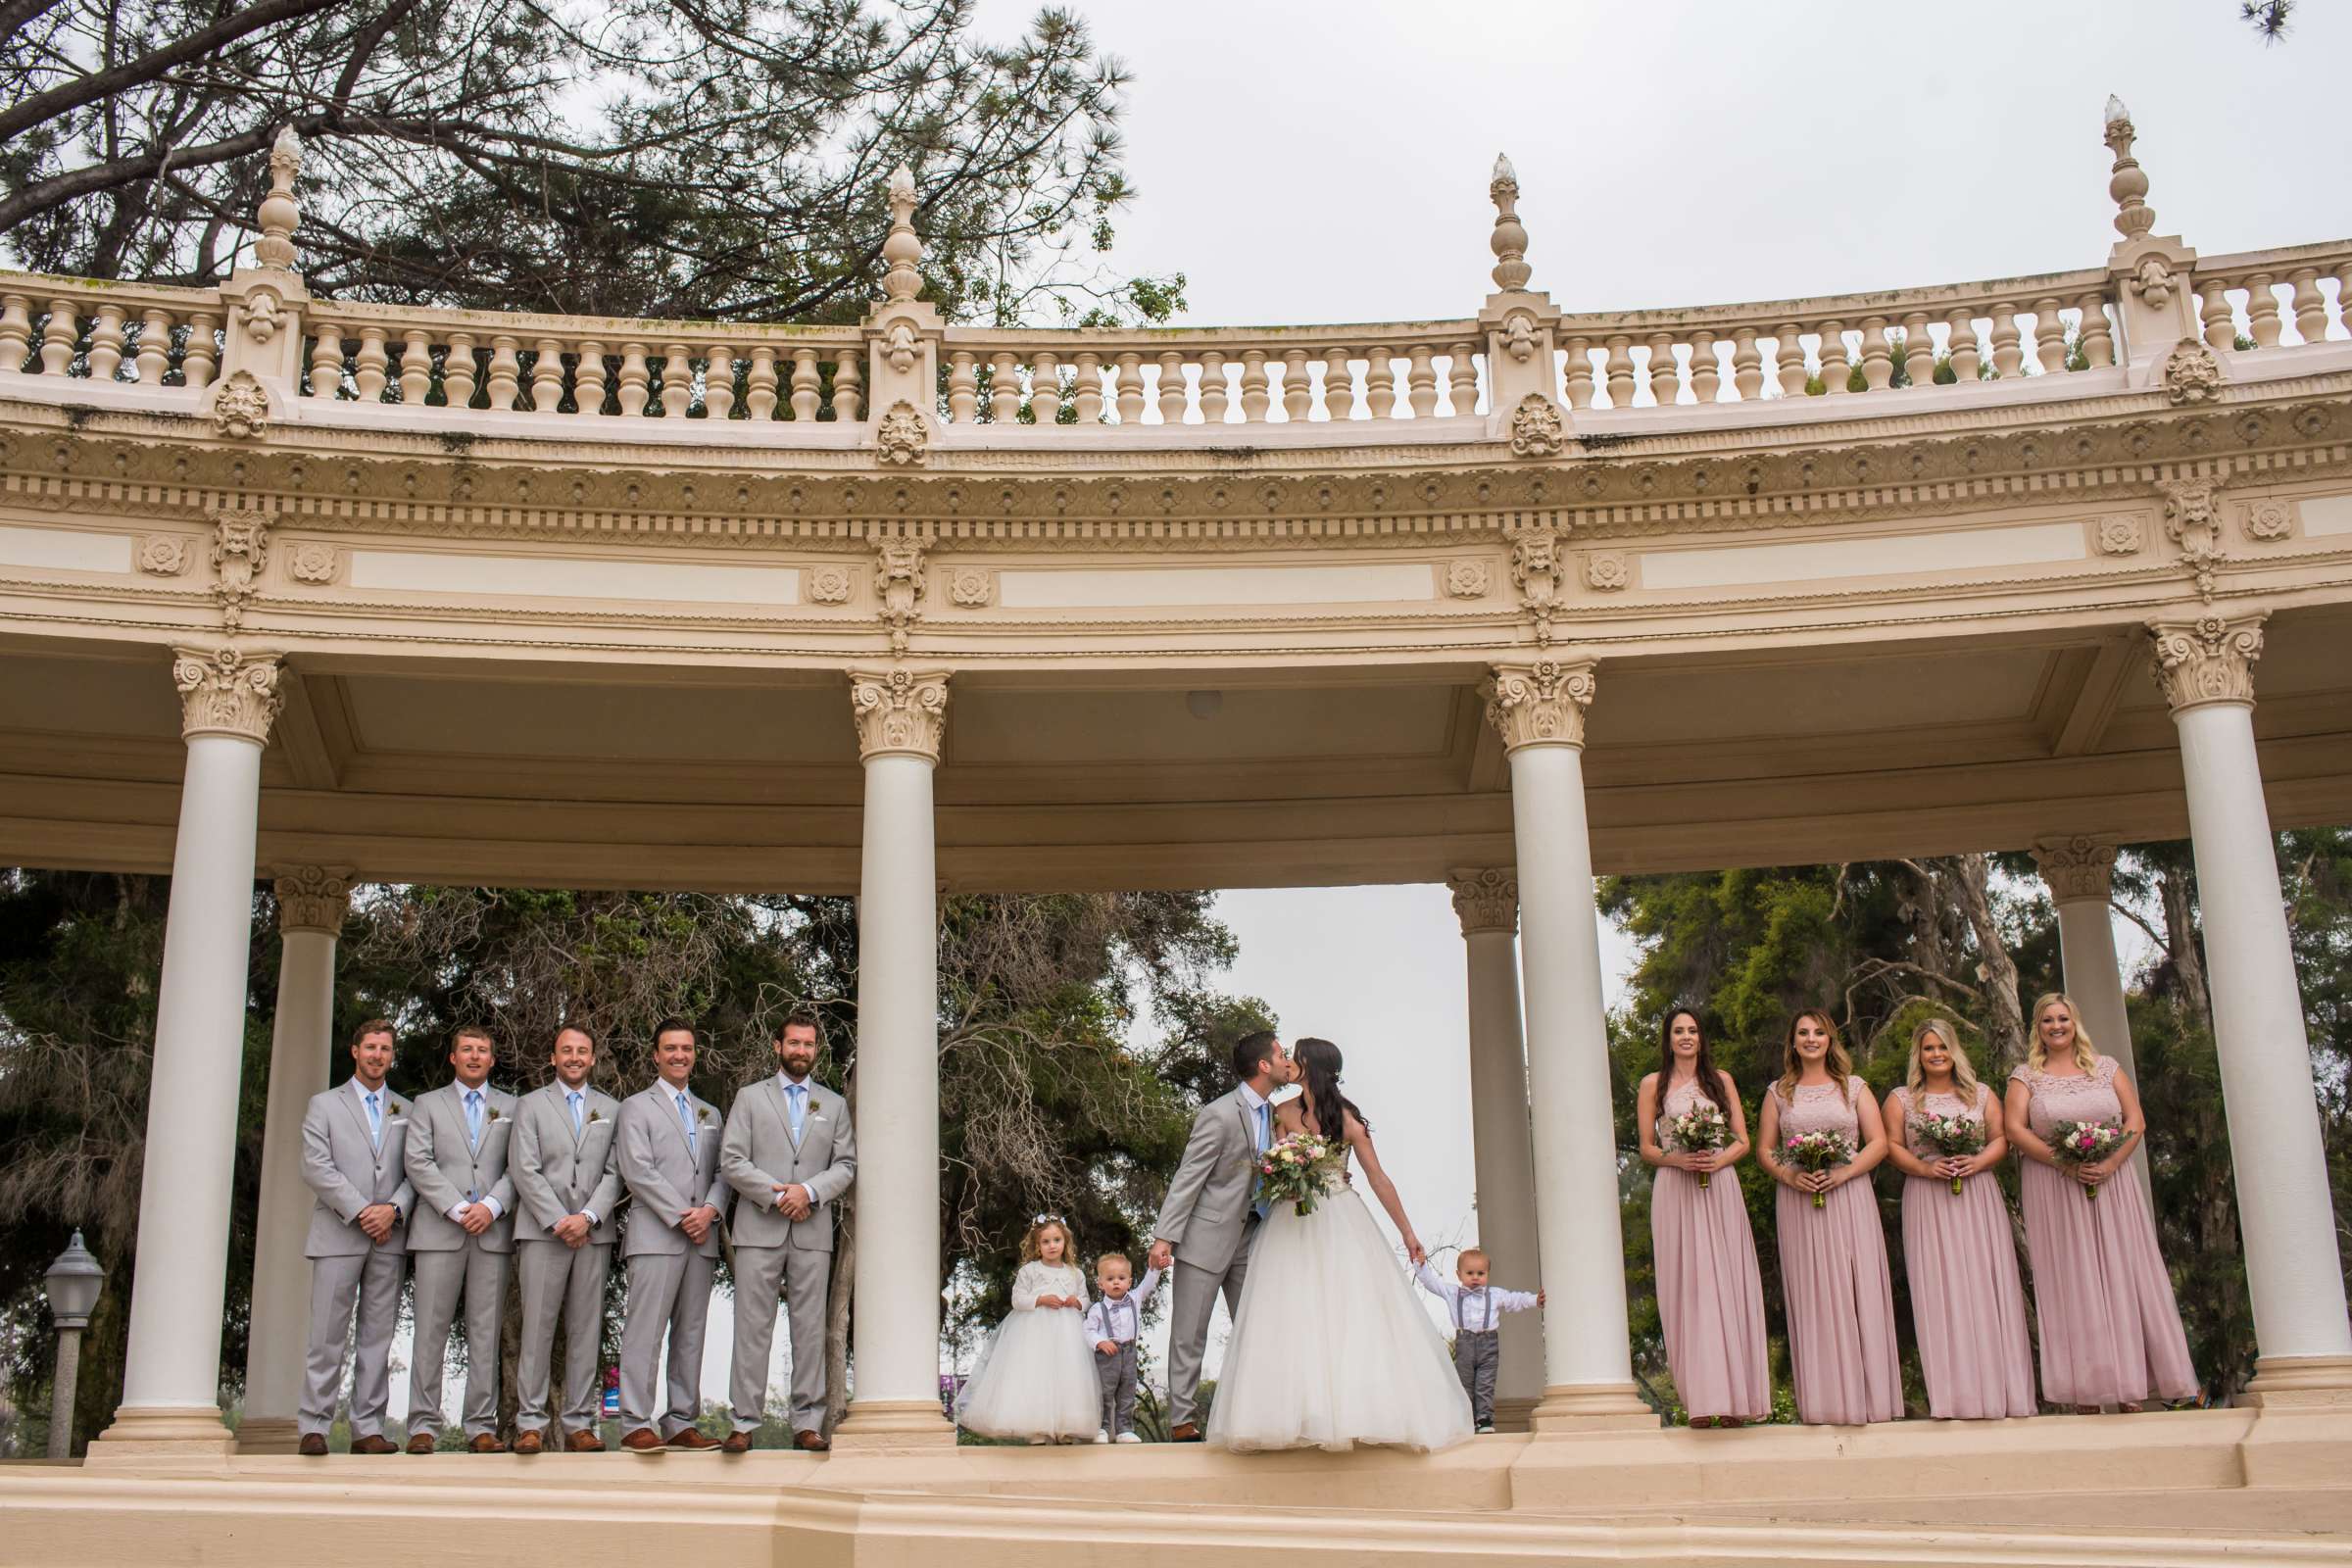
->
[1292,1037,1367,1139]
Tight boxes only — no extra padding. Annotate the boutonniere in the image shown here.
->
[485,1105,503,1124]
[586,1108,604,1125]
[388,1101,408,1117]
[697,1104,714,1123]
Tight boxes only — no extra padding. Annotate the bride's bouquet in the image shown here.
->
[1662,1101,1731,1188]
[1782,1129,1854,1208]
[2049,1119,2128,1200]
[1909,1111,1986,1196]
[1255,1131,1347,1217]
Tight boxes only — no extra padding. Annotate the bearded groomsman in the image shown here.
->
[614,1017,728,1453]
[719,1008,857,1452]
[402,1024,518,1452]
[510,1024,623,1455]
[296,1019,414,1456]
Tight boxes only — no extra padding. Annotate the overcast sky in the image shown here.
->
[399,0,2344,1426]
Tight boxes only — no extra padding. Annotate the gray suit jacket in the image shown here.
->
[511,1081,624,1246]
[720,1076,856,1251]
[300,1082,416,1258]
[1152,1086,1263,1274]
[616,1083,729,1259]
[403,1081,519,1252]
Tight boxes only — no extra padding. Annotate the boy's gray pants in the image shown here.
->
[1096,1341,1139,1436]
[1453,1329,1499,1428]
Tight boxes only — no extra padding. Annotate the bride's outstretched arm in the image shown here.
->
[1348,1116,1424,1264]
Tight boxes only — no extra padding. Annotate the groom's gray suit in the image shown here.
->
[1153,1084,1271,1429]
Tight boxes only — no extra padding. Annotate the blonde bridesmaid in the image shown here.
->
[2005,993,2196,1413]
[1636,1007,1771,1427]
[1756,1008,1902,1425]
[1884,1019,2035,1419]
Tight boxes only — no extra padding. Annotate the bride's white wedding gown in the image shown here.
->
[1207,1148,1474,1453]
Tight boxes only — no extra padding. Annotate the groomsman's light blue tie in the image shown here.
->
[787,1082,807,1140]
[365,1089,382,1148]
[466,1088,483,1149]
[677,1091,696,1153]
[567,1089,583,1134]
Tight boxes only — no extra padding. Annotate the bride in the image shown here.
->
[1208,1036,1474,1452]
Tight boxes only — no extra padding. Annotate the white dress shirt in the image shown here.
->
[1413,1263,1540,1333]
[444,1080,505,1223]
[348,1077,401,1218]
[1080,1266,1163,1344]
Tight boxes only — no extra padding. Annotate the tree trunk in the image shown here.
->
[823,1204,854,1435]
[2158,864,2215,1032]
[1947,853,2029,1075]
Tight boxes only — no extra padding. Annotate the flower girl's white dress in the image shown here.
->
[1208,1101,1474,1452]
[956,1259,1100,1440]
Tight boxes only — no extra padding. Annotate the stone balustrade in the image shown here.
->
[0,278,224,398]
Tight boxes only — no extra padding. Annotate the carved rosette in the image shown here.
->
[172,645,284,743]
[287,541,339,584]
[2160,338,2223,407]
[807,564,854,605]
[136,536,191,576]
[2095,514,2145,557]
[1482,660,1596,751]
[948,566,995,607]
[2147,614,2264,714]
[1444,560,1491,599]
[2030,836,2117,905]
[848,668,951,762]
[1446,867,1519,936]
[273,865,353,935]
[1508,393,1565,459]
[1584,551,1629,591]
[876,400,929,466]
[210,369,271,439]
[2241,498,2293,543]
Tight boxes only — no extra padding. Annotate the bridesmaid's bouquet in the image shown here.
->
[1255,1132,1346,1217]
[1662,1102,1731,1188]
[1782,1129,1854,1208]
[2049,1119,2127,1200]
[1910,1111,1986,1196]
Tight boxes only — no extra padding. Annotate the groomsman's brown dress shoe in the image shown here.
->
[351,1435,399,1455]
[620,1427,666,1453]
[667,1428,719,1451]
[564,1430,606,1453]
[468,1433,506,1453]
[1167,1422,1203,1443]
[719,1431,752,1454]
[511,1430,543,1455]
[793,1429,830,1453]
[406,1432,437,1454]
[296,1434,328,1457]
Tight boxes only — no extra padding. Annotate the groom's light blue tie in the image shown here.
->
[1251,1101,1272,1222]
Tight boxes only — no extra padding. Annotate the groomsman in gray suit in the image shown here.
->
[510,1024,624,1454]
[296,1019,414,1456]
[614,1017,728,1453]
[402,1024,517,1452]
[719,1008,857,1452]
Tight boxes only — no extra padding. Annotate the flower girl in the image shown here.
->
[956,1214,1101,1443]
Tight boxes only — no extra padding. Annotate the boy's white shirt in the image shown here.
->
[1413,1263,1540,1332]
[1081,1264,1163,1342]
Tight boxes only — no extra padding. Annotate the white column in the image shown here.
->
[1484,662,1653,1429]
[836,668,955,1444]
[93,648,282,1456]
[2150,617,2352,1398]
[1447,868,1544,1432]
[2030,836,2151,1205]
[236,867,349,1453]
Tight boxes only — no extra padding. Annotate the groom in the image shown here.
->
[1148,1030,1288,1442]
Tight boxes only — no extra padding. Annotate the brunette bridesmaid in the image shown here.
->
[1756,1008,1902,1425]
[1883,1019,2035,1419]
[2004,993,2196,1413]
[1635,1007,1771,1427]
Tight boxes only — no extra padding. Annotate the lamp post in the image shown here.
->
[42,1232,105,1460]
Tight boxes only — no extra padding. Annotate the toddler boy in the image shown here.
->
[1414,1247,1543,1434]
[1082,1252,1161,1443]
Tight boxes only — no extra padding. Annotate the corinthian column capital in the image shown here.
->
[272,866,352,936]
[1446,867,1519,936]
[1482,660,1596,751]
[2030,836,2117,905]
[172,645,284,743]
[849,667,951,762]
[2147,614,2264,714]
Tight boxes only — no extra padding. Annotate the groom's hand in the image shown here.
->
[1147,1239,1173,1272]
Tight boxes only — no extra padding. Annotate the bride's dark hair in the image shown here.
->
[1291,1037,1367,1138]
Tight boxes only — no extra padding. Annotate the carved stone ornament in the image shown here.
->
[172,645,284,743]
[2095,514,2146,556]
[2147,614,2264,714]
[1444,560,1491,599]
[1500,312,1539,364]
[848,667,950,761]
[876,400,929,467]
[1482,659,1596,751]
[1509,528,1565,644]
[1508,393,1565,459]
[287,541,339,584]
[210,369,270,439]
[807,564,855,605]
[136,535,191,576]
[2131,255,2176,310]
[2030,836,2117,904]
[1585,551,1630,591]
[2242,498,2293,543]
[2160,338,2224,408]
[239,288,284,345]
[1446,867,1518,936]
[211,509,270,631]
[948,566,994,608]
[874,537,926,653]
[2159,479,2224,603]
[273,865,352,935]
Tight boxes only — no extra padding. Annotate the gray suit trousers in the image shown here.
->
[727,1243,830,1433]
[408,1245,511,1437]
[1166,1231,1252,1429]
[515,1239,612,1434]
[620,1250,715,1437]
[301,1249,404,1439]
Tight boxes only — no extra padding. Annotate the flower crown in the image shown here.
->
[1031,1212,1067,1227]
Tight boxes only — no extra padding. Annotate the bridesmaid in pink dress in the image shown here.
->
[1883,1019,2035,1419]
[1636,1007,1771,1427]
[2004,993,2196,1413]
[1756,1009,1901,1425]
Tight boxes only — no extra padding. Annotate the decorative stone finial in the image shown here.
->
[1489,154,1531,293]
[2102,95,2154,244]
[254,125,303,270]
[881,165,925,303]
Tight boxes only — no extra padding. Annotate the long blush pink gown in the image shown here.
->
[1892,1083,2035,1418]
[1772,1077,1902,1425]
[2012,1058,2196,1407]
[1650,1077,1771,1421]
